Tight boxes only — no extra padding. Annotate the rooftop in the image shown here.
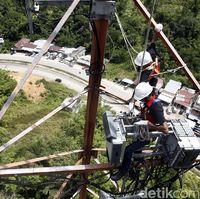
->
[174,87,195,108]
[158,79,182,104]
[15,38,30,49]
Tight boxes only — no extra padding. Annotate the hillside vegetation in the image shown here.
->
[0,69,109,198]
[0,69,199,198]
[0,0,200,198]
[0,0,200,86]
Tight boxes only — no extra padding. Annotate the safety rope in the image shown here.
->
[0,0,80,121]
[129,0,157,111]
[106,33,116,64]
[137,0,157,83]
[150,65,186,76]
[115,12,138,71]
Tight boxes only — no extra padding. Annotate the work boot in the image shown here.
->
[110,171,124,181]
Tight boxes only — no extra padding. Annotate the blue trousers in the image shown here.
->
[120,140,149,174]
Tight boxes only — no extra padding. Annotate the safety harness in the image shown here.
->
[142,96,160,123]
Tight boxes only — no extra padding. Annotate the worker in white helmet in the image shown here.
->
[135,23,163,86]
[134,50,160,88]
[111,82,168,181]
[133,82,168,134]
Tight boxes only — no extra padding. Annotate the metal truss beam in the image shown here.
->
[0,148,106,169]
[0,163,114,177]
[53,159,82,199]
[80,11,110,197]
[0,0,80,120]
[132,0,200,91]
[35,0,89,5]
[0,157,198,177]
[0,150,83,169]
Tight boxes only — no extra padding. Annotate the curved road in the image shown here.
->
[0,62,86,93]
[0,53,134,113]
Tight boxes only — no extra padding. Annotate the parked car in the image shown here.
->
[120,78,134,90]
[55,78,62,83]
[113,77,122,83]
[10,48,16,55]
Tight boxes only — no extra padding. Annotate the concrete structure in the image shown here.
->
[187,95,200,125]
[158,79,182,104]
[76,55,91,67]
[120,78,134,89]
[71,46,86,59]
[49,45,62,52]
[193,95,200,112]
[13,38,86,64]
[174,87,195,109]
[14,38,30,50]
[21,43,37,52]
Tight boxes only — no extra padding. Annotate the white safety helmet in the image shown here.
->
[134,51,153,67]
[134,82,153,101]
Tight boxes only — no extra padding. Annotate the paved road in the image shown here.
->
[0,54,133,113]
[0,54,133,101]
[0,62,86,93]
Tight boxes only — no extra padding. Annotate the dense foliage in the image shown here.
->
[0,0,199,86]
[0,70,110,198]
[0,70,16,107]
[0,0,200,198]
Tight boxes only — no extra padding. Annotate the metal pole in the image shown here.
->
[25,0,34,34]
[0,0,80,121]
[132,0,200,91]
[80,19,109,199]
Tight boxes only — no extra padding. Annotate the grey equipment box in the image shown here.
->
[99,190,142,199]
[102,111,126,165]
[164,119,200,168]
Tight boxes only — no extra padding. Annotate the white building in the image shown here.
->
[158,79,182,104]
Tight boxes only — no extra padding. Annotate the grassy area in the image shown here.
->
[0,75,108,198]
[0,71,199,199]
[0,79,78,163]
[105,63,137,80]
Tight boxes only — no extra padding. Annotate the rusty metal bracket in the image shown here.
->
[90,0,115,20]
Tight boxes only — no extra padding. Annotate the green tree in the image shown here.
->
[0,69,16,107]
